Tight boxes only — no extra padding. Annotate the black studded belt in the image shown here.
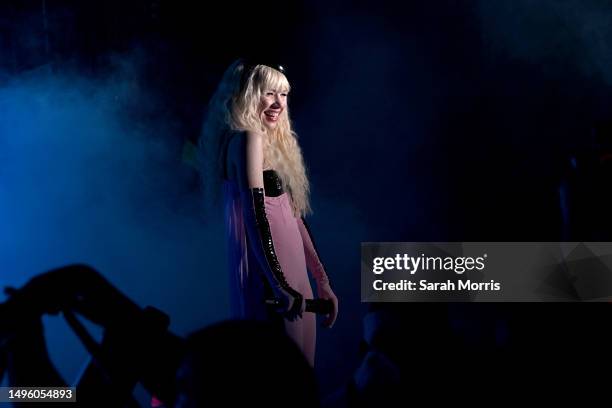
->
[263,169,284,197]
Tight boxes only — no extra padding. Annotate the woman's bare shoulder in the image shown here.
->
[226,130,265,187]
[228,130,265,152]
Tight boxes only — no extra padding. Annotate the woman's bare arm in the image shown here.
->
[229,131,304,320]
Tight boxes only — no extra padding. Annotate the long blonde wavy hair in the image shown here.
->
[199,60,311,217]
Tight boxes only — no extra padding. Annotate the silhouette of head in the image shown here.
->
[174,319,318,407]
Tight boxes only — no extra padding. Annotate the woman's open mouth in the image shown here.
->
[264,110,280,122]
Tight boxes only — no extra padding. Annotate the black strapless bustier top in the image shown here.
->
[263,170,284,197]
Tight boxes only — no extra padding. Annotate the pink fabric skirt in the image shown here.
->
[264,193,312,296]
[265,193,316,366]
[224,180,316,366]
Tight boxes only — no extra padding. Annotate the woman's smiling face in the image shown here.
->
[259,88,288,129]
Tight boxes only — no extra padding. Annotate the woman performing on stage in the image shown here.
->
[199,59,338,366]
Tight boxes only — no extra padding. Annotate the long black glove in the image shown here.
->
[241,187,303,321]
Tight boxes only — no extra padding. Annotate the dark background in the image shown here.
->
[2,0,612,403]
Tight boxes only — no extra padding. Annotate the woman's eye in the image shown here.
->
[281,93,288,97]
[266,92,274,96]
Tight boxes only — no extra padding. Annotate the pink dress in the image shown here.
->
[223,176,317,366]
